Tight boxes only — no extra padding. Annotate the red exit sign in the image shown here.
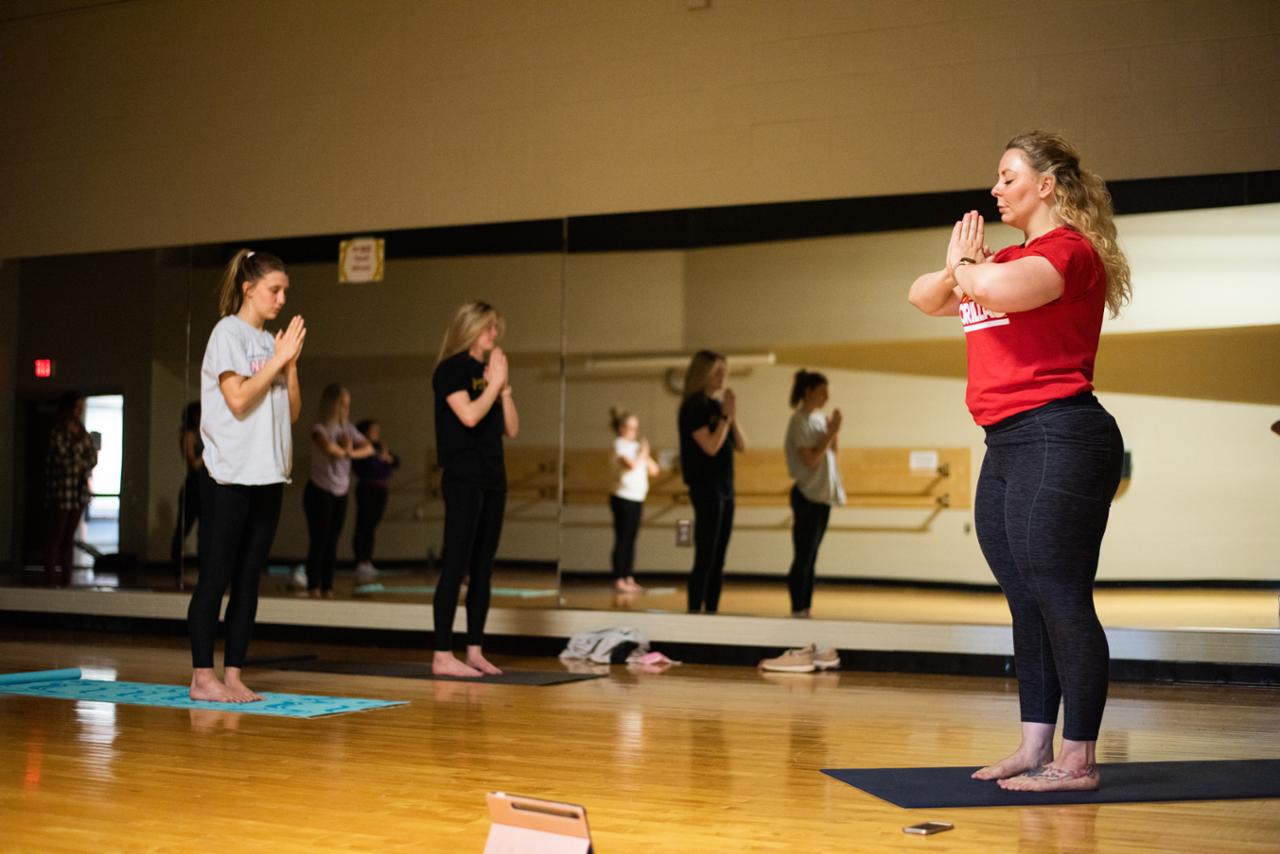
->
[34,358,55,379]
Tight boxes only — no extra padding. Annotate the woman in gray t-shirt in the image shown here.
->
[783,369,845,617]
[303,382,373,598]
[189,249,304,704]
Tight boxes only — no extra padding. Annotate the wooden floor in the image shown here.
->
[2,631,1278,852]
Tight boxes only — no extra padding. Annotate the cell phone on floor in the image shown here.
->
[903,821,954,835]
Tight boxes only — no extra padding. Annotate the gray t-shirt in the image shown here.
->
[200,315,293,485]
[309,421,365,496]
[784,409,845,506]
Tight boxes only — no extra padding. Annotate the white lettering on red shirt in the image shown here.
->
[959,297,1009,333]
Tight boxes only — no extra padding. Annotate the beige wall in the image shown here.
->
[3,0,1279,258]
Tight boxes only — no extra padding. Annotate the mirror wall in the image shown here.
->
[6,228,570,605]
[5,201,1278,628]
[554,202,1280,625]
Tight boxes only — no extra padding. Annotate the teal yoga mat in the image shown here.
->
[0,671,407,718]
[0,668,83,685]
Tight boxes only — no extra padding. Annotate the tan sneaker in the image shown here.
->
[758,645,816,673]
[813,646,841,671]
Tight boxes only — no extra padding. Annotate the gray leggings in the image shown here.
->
[975,393,1124,742]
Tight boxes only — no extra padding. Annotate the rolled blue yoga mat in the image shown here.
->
[0,668,82,686]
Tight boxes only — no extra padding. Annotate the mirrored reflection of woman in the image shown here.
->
[783,370,845,618]
[171,400,206,571]
[608,406,660,593]
[45,393,97,587]
[678,350,745,614]
[303,383,373,599]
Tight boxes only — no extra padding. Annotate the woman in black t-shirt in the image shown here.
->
[431,301,520,677]
[678,350,746,613]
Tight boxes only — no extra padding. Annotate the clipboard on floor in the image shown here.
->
[484,792,593,853]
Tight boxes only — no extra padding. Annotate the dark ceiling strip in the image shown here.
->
[195,168,1279,264]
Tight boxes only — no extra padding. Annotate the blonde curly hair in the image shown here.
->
[1006,131,1132,317]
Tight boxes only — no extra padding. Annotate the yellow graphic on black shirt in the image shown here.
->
[471,377,488,393]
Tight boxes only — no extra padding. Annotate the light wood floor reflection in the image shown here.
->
[2,632,1278,852]
[561,579,1280,630]
[250,565,1280,630]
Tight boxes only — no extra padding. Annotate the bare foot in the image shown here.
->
[972,746,1054,781]
[308,589,321,599]
[432,652,482,678]
[465,648,503,676]
[998,763,1100,792]
[322,589,335,600]
[189,670,235,702]
[221,667,263,702]
[221,678,263,703]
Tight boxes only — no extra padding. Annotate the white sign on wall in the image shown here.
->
[909,450,939,472]
[339,237,385,283]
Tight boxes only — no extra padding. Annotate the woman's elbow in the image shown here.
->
[908,291,943,316]
[969,273,1006,309]
[969,279,992,305]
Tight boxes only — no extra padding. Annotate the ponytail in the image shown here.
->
[609,405,633,434]
[216,249,287,317]
[789,369,827,407]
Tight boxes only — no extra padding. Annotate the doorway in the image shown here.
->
[19,393,123,576]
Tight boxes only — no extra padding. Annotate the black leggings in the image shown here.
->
[975,394,1124,742]
[352,481,389,563]
[170,468,205,567]
[435,476,506,651]
[788,485,831,613]
[303,480,347,592]
[609,495,643,578]
[688,489,734,613]
[188,478,282,669]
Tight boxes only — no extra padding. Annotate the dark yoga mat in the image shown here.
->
[823,760,1280,808]
[266,658,605,686]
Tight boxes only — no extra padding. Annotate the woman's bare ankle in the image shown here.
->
[465,646,503,675]
[189,669,233,701]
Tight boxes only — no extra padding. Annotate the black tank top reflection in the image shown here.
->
[433,351,506,488]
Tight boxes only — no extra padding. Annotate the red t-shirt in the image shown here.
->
[961,226,1106,425]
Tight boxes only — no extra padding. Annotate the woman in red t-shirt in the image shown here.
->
[909,131,1131,793]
